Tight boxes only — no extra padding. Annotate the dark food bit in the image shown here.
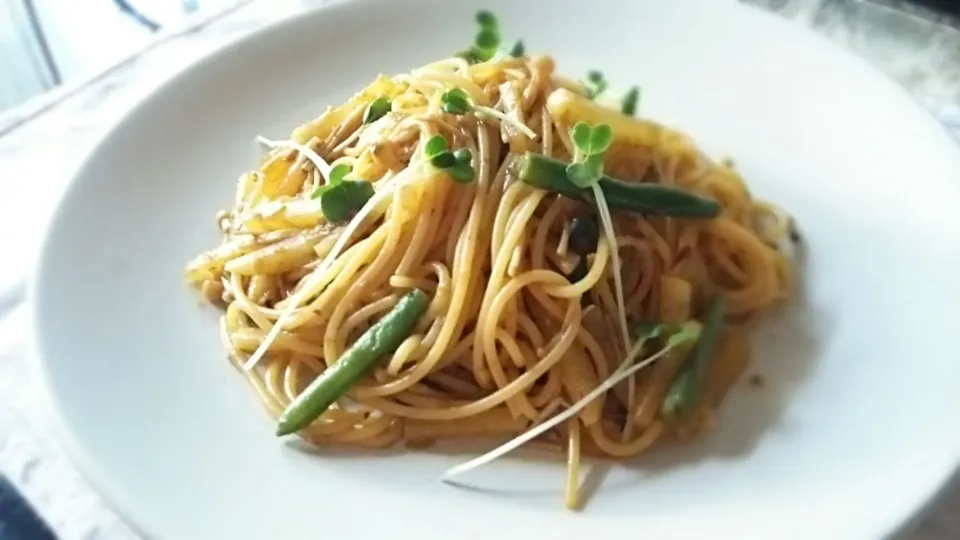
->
[569,216,599,255]
[568,257,589,283]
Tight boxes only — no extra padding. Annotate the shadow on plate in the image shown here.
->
[625,242,825,473]
[625,293,825,472]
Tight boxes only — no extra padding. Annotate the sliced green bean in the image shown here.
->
[517,153,721,218]
[276,289,430,436]
[661,296,726,422]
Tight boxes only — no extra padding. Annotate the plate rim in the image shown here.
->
[27,4,376,539]
[28,1,960,538]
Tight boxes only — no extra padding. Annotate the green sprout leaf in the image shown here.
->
[584,70,608,100]
[621,86,640,116]
[441,88,473,115]
[476,10,498,29]
[430,152,457,169]
[468,11,501,63]
[470,46,497,63]
[428,145,475,183]
[564,122,615,188]
[310,163,351,199]
[589,124,613,154]
[630,321,699,357]
[448,163,476,183]
[329,164,352,185]
[449,148,475,183]
[320,180,375,223]
[310,185,332,199]
[456,49,482,64]
[476,28,500,50]
[570,122,613,157]
[666,322,701,350]
[425,135,448,159]
[363,97,391,125]
[459,10,522,65]
[571,122,592,155]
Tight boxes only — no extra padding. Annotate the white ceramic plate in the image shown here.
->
[32,0,960,538]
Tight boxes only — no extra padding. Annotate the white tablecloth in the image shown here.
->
[0,1,958,538]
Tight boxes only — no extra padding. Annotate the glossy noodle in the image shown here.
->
[186,36,793,508]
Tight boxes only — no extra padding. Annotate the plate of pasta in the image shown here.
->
[31,0,960,538]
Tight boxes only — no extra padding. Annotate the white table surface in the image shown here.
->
[0,0,958,538]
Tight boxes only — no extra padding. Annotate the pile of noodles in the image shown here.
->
[185,53,793,507]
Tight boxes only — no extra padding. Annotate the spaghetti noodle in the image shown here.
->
[185,34,793,508]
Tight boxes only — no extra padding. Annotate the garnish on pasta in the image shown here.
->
[185,10,795,511]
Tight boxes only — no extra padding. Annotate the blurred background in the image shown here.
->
[0,0,239,111]
[2,0,959,114]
